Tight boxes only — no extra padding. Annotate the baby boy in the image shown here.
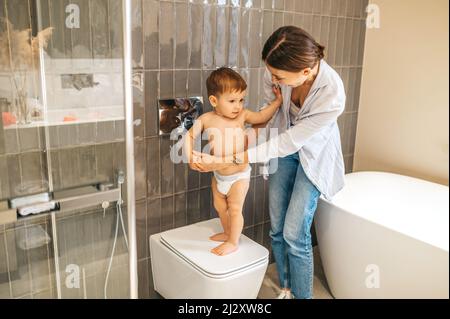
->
[185,67,282,256]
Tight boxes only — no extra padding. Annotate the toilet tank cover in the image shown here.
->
[159,218,269,277]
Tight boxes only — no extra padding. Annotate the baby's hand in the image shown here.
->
[272,85,282,104]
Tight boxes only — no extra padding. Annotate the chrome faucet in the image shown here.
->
[61,74,99,91]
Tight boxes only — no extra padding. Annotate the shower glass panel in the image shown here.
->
[0,0,133,298]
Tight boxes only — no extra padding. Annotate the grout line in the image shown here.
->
[88,0,94,60]
[68,0,74,61]
[128,65,365,72]
[172,1,176,98]
[2,229,14,298]
[107,0,112,59]
[44,219,55,298]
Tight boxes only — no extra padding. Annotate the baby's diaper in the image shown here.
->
[213,166,252,195]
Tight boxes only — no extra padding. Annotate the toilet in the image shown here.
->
[150,218,269,299]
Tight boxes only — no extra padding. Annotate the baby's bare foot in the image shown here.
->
[211,241,238,256]
[209,232,229,242]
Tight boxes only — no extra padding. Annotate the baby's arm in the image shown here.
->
[244,85,282,125]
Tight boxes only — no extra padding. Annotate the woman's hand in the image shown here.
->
[189,151,231,172]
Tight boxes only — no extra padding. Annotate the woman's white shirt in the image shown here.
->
[247,59,346,200]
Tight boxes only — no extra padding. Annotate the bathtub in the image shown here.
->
[314,171,449,299]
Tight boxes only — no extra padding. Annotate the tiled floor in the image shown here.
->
[150,246,333,300]
[258,247,334,299]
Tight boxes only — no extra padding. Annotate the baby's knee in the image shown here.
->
[227,205,243,217]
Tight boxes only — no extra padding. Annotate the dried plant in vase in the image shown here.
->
[0,18,52,124]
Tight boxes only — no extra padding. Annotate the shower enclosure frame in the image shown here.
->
[122,0,138,299]
[32,0,138,299]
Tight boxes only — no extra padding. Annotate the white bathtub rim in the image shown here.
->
[317,198,449,255]
[318,171,449,253]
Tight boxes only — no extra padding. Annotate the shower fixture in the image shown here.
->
[104,169,129,299]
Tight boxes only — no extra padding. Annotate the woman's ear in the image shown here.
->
[302,68,312,77]
[209,95,218,108]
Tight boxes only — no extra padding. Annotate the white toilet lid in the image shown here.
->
[160,218,269,278]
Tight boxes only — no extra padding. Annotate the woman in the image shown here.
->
[191,26,346,299]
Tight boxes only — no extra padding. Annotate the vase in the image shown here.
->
[14,89,31,125]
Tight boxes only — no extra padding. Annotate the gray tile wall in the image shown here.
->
[0,206,130,299]
[0,0,368,299]
[0,217,56,299]
[0,122,125,201]
[0,0,129,298]
[0,0,127,201]
[131,0,368,298]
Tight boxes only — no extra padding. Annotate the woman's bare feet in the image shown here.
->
[211,241,238,256]
[209,232,229,242]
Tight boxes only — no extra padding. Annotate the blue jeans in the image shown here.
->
[269,153,320,299]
